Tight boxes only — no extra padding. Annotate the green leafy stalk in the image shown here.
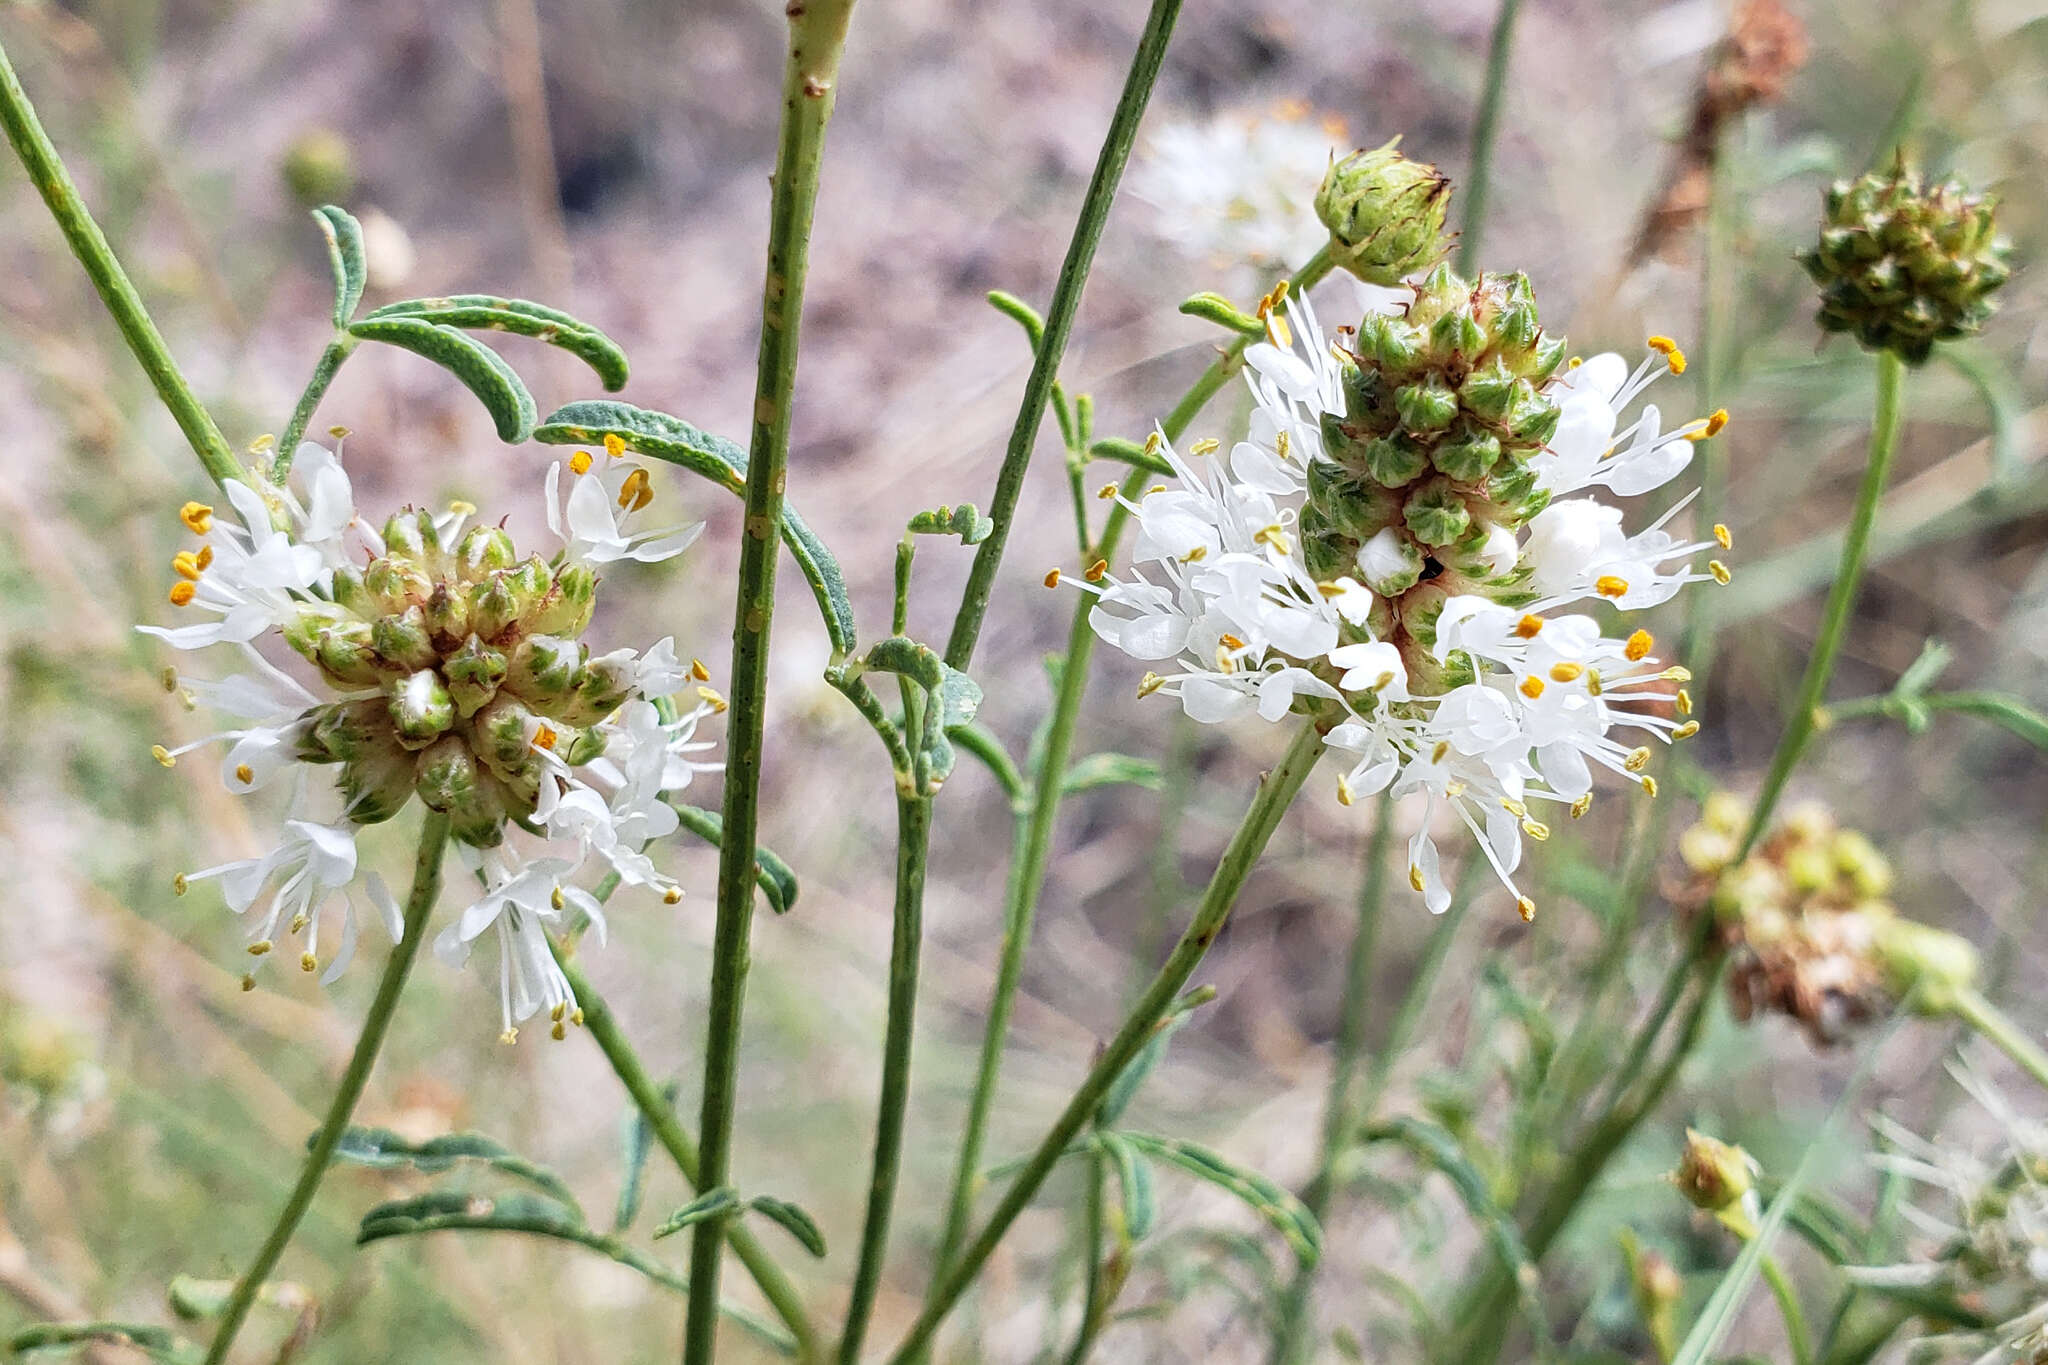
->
[0,36,240,488]
[275,337,358,477]
[553,946,819,1361]
[201,812,450,1365]
[885,723,1328,1365]
[684,4,855,1361]
[1759,1254,1815,1365]
[1456,0,1524,273]
[1267,797,1395,1364]
[929,243,1336,1285]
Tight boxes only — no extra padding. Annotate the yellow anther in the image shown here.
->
[179,501,214,534]
[1516,896,1537,923]
[1568,356,1583,369]
[551,1002,568,1022]
[691,658,712,682]
[663,885,684,905]
[1084,558,1109,583]
[551,1020,567,1040]
[1372,670,1397,693]
[1182,545,1208,562]
[1431,740,1450,764]
[160,667,179,693]
[247,940,273,957]
[1336,775,1354,807]
[1316,582,1345,598]
[1409,865,1426,893]
[1516,614,1545,639]
[531,723,559,752]
[501,1029,519,1045]
[571,1009,585,1027]
[173,872,189,895]
[569,450,594,475]
[1044,568,1062,588]
[617,467,654,512]
[1519,675,1545,700]
[1275,429,1291,461]
[241,974,256,992]
[551,886,566,911]
[603,433,627,458]
[173,550,204,581]
[197,545,214,570]
[1219,633,1247,652]
[1521,818,1551,841]
[1586,668,1604,696]
[697,685,729,713]
[1713,523,1732,549]
[1500,797,1527,817]
[1625,629,1654,661]
[152,744,176,768]
[168,580,198,607]
[1646,335,1687,374]
[1570,793,1593,819]
[1676,688,1693,716]
[328,424,353,439]
[1663,666,1693,682]
[1097,483,1118,500]
[1213,647,1237,674]
[1596,575,1630,599]
[1146,484,1166,496]
[1189,438,1220,456]
[1673,720,1701,739]
[1143,431,1163,456]
[1709,560,1731,585]
[1703,409,1729,437]
[301,952,318,973]
[234,763,254,785]
[1641,775,1659,797]
[1549,662,1584,683]
[249,434,276,455]
[1137,672,1165,698]
[1624,746,1652,772]
[447,499,476,517]
[1253,525,1293,555]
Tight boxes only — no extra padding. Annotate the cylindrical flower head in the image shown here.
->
[1315,140,1453,285]
[1799,161,2011,364]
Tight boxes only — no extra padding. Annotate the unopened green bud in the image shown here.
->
[1678,822,1739,876]
[529,563,597,637]
[472,694,544,786]
[339,745,416,825]
[506,635,584,701]
[1674,1129,1755,1217]
[1785,844,1834,895]
[1874,918,1978,1014]
[1359,431,1431,488]
[445,635,508,717]
[422,582,470,643]
[297,699,389,763]
[380,510,433,564]
[414,736,508,847]
[315,621,384,688]
[1394,377,1459,433]
[371,605,437,671]
[1305,462,1403,540]
[1431,424,1504,482]
[456,525,518,578]
[282,128,355,208]
[558,648,637,726]
[1315,140,1453,286]
[469,575,523,641]
[387,669,455,748]
[363,558,430,615]
[1702,791,1750,837]
[329,566,374,616]
[1403,478,1472,547]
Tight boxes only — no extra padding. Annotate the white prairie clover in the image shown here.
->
[1064,274,1731,918]
[144,441,719,1034]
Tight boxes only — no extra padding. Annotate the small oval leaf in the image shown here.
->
[747,1195,828,1257]
[667,803,799,915]
[312,205,366,327]
[328,1126,581,1212]
[652,1186,741,1241]
[346,317,537,442]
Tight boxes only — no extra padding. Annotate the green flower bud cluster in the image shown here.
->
[1673,1128,1758,1234]
[1314,139,1452,286]
[1799,161,2011,364]
[283,510,622,847]
[1300,263,1566,688]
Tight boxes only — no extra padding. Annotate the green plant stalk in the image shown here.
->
[202,812,450,1365]
[927,242,1336,1284]
[686,4,855,1362]
[552,947,819,1362]
[1949,986,2048,1091]
[885,723,1328,1365]
[1760,1253,1814,1365]
[1737,351,1907,858]
[1060,1149,1109,1365]
[273,336,359,480]
[0,36,241,489]
[1267,795,1396,1365]
[836,792,931,1362]
[1456,0,1524,273]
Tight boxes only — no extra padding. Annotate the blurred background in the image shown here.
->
[3,0,2047,1359]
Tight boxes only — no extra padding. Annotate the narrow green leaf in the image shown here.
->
[653,1186,742,1241]
[345,317,537,442]
[1088,436,1174,476]
[9,1322,194,1361]
[363,295,628,390]
[328,1126,581,1212]
[862,635,985,783]
[907,502,995,545]
[747,1195,828,1257]
[615,1081,679,1231]
[1061,752,1163,795]
[949,722,1027,804]
[1095,1132,1156,1241]
[1095,987,1213,1127]
[311,205,366,327]
[667,803,799,914]
[986,289,1046,348]
[1120,1132,1322,1267]
[1925,692,2048,749]
[534,400,857,659]
[1178,291,1267,337]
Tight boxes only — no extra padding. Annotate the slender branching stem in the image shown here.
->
[686,4,855,1361]
[202,813,450,1365]
[1761,1252,1815,1365]
[1949,986,2048,1092]
[1267,796,1395,1364]
[0,35,241,489]
[273,336,359,480]
[1060,1148,1109,1365]
[551,948,819,1362]
[1456,0,1524,273]
[885,723,1328,1365]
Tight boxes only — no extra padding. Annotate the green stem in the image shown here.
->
[1738,351,1907,858]
[1456,0,1523,272]
[1061,1150,1109,1365]
[273,336,359,480]
[926,243,1337,1286]
[1949,986,2048,1091]
[553,947,819,1362]
[886,723,1327,1365]
[1759,1253,1814,1365]
[0,35,240,490]
[1268,796,1396,1365]
[202,812,449,1365]
[686,5,855,1362]
[837,792,931,1362]
[942,0,1184,673]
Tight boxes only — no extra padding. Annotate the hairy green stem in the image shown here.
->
[1738,351,1907,858]
[273,336,358,480]
[887,723,1327,1365]
[837,792,932,1362]
[1950,986,2048,1091]
[552,948,819,1362]
[1268,796,1396,1365]
[203,813,449,1365]
[0,35,240,489]
[1456,0,1523,272]
[686,5,855,1361]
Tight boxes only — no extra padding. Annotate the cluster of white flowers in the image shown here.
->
[1066,291,1731,918]
[144,439,720,1040]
